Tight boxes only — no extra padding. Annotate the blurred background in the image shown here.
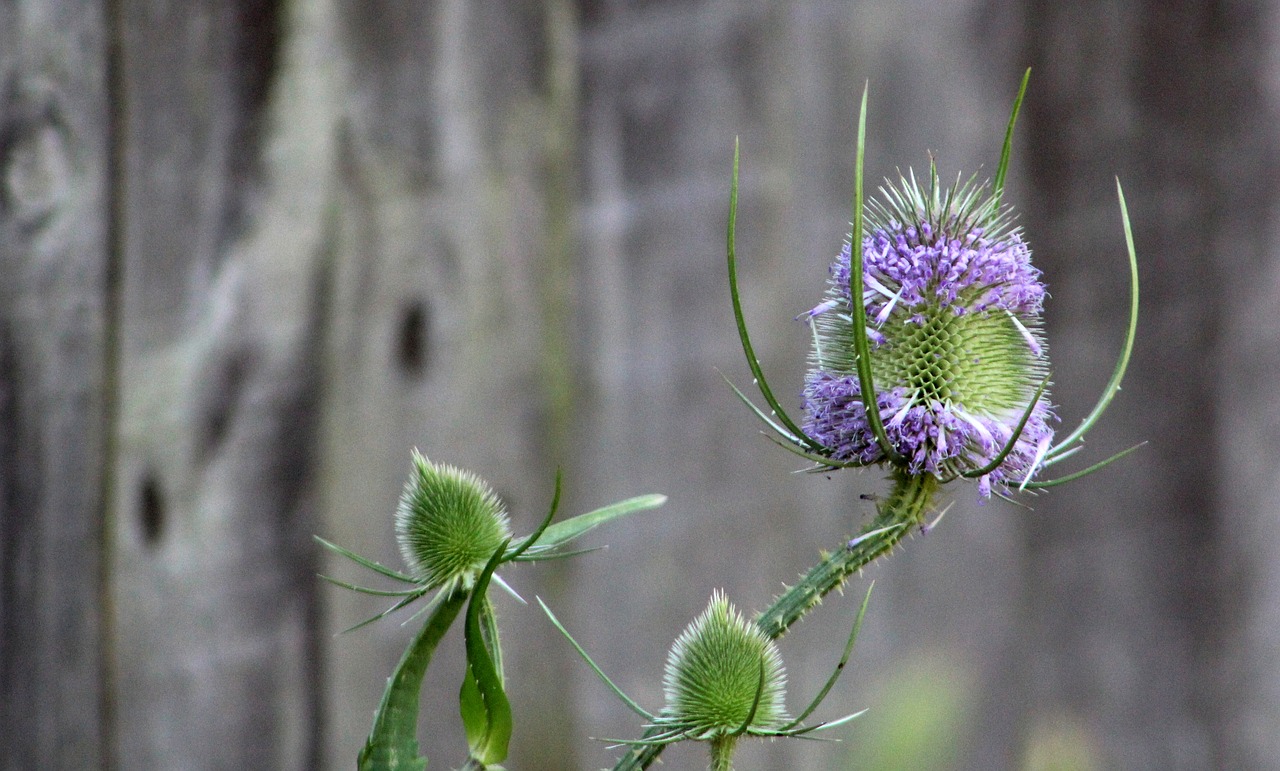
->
[3,0,1278,769]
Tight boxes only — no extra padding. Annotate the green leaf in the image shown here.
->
[538,598,657,722]
[318,573,428,597]
[993,68,1031,204]
[358,587,469,771]
[530,494,667,553]
[847,84,903,466]
[1047,179,1139,460]
[782,582,873,731]
[961,372,1051,479]
[460,543,513,766]
[340,589,433,635]
[726,139,825,451]
[505,469,562,561]
[1023,442,1146,488]
[315,535,419,585]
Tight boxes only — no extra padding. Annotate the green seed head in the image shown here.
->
[394,450,511,590]
[662,591,788,738]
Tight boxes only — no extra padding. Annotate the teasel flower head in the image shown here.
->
[727,75,1141,501]
[541,587,873,771]
[395,449,513,591]
[802,167,1054,496]
[661,591,789,739]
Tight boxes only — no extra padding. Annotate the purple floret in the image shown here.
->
[803,371,1055,495]
[829,226,1046,332]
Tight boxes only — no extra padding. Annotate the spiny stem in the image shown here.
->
[754,471,937,639]
[710,734,738,771]
[610,471,940,771]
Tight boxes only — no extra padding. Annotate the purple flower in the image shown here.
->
[801,169,1055,495]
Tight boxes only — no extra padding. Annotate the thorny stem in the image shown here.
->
[710,734,738,771]
[754,471,938,639]
[610,471,940,771]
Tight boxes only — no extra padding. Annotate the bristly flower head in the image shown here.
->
[662,591,789,739]
[802,167,1055,496]
[395,449,512,590]
[541,586,869,771]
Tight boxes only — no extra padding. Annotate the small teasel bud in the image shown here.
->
[395,449,512,590]
[662,591,788,740]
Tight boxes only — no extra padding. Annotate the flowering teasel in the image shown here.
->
[728,73,1141,504]
[801,165,1054,497]
[606,72,1143,771]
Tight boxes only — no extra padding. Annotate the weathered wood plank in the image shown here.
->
[2,2,1275,769]
[1007,2,1279,768]
[321,1,581,766]
[0,1,111,767]
[107,0,334,767]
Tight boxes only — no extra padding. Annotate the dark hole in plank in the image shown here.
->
[138,471,165,547]
[396,299,431,377]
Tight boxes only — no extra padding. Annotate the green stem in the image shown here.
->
[610,471,939,771]
[709,734,738,771]
[755,471,937,638]
[358,589,469,771]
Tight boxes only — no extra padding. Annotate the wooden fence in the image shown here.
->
[3,1,1279,768]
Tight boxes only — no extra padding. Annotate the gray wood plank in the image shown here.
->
[321,1,584,767]
[1011,2,1280,769]
[107,0,328,767]
[3,1,1275,769]
[0,1,111,768]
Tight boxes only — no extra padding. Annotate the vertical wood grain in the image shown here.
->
[2,2,1276,769]
[107,0,332,766]
[0,1,111,767]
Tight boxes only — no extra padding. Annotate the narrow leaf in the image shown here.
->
[1024,442,1146,488]
[962,373,1050,479]
[763,434,867,470]
[341,590,431,635]
[358,588,469,771]
[727,139,825,451]
[538,598,657,721]
[513,545,606,562]
[506,469,562,561]
[782,582,874,731]
[1047,180,1139,459]
[732,661,768,737]
[535,494,667,551]
[848,84,903,465]
[318,574,427,598]
[993,68,1031,204]
[460,543,513,766]
[315,535,418,584]
[721,372,803,444]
